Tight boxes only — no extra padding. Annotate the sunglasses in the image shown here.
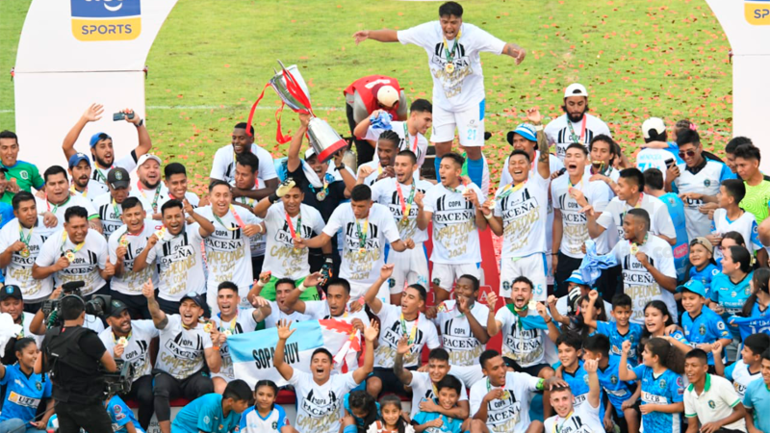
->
[678,150,697,158]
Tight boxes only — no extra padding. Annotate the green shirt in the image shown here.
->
[741,177,770,225]
[4,160,44,193]
[0,191,14,206]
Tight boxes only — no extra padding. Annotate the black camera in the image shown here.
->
[101,359,136,397]
[41,281,113,327]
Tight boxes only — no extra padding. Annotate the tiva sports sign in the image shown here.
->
[745,0,770,25]
[70,0,141,41]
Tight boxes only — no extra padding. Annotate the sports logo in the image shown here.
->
[745,1,770,25]
[703,179,711,187]
[610,375,618,385]
[708,400,716,409]
[699,324,707,335]
[70,0,142,42]
[659,379,667,389]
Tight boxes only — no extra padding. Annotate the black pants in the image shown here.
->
[56,400,113,433]
[346,103,374,166]
[595,264,622,302]
[554,252,583,297]
[153,370,213,422]
[23,300,43,314]
[156,296,181,316]
[110,290,151,320]
[123,375,154,430]
[251,255,265,280]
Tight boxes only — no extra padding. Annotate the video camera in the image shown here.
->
[41,281,113,328]
[101,359,136,397]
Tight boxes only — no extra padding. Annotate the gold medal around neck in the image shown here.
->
[630,243,639,255]
[20,247,30,258]
[117,337,128,347]
[203,322,214,333]
[155,227,166,241]
[316,190,326,201]
[65,250,75,263]
[119,235,129,248]
[224,330,232,337]
[445,62,455,74]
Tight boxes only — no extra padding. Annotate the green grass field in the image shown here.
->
[0,0,733,192]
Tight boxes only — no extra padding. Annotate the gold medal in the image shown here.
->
[224,330,232,337]
[399,218,410,228]
[528,299,538,312]
[155,227,166,240]
[316,190,326,201]
[630,243,639,255]
[445,62,455,74]
[119,235,129,248]
[203,322,214,333]
[501,390,511,400]
[65,250,75,263]
[117,337,128,347]
[20,247,30,258]
[358,248,366,255]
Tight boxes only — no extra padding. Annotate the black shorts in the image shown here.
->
[504,358,552,377]
[367,367,416,397]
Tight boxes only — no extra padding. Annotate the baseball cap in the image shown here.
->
[564,83,589,98]
[180,294,210,317]
[0,285,22,301]
[565,269,586,286]
[68,152,91,169]
[376,86,400,108]
[690,237,713,255]
[506,123,537,145]
[304,148,317,160]
[89,132,112,148]
[137,154,161,168]
[107,167,130,189]
[677,279,707,298]
[108,299,130,318]
[642,117,666,140]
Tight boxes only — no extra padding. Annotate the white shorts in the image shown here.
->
[431,100,486,147]
[500,253,547,301]
[386,244,430,294]
[431,263,481,291]
[349,280,391,305]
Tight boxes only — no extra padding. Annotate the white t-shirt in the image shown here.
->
[71,179,105,202]
[156,191,201,210]
[408,371,469,418]
[210,144,278,185]
[155,315,213,380]
[370,177,432,245]
[610,234,677,324]
[494,307,547,368]
[543,399,604,433]
[232,184,265,258]
[674,160,733,240]
[365,121,429,168]
[596,193,677,251]
[35,228,108,296]
[92,193,134,240]
[397,22,506,111]
[322,203,401,286]
[684,374,746,432]
[373,304,440,369]
[288,370,358,433]
[431,300,489,366]
[422,182,486,264]
[494,171,550,259]
[712,209,762,260]
[98,320,159,381]
[0,217,58,302]
[583,165,620,183]
[263,203,325,280]
[729,360,762,398]
[358,161,388,187]
[128,184,166,215]
[552,174,612,258]
[264,301,312,329]
[34,195,98,228]
[210,310,260,380]
[637,148,677,181]
[108,222,160,296]
[544,114,612,161]
[469,372,542,433]
[302,301,370,324]
[499,151,564,187]
[197,205,260,297]
[145,223,206,301]
[88,153,139,196]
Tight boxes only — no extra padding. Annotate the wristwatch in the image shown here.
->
[335,163,345,171]
[135,118,144,128]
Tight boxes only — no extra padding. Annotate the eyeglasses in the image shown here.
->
[678,150,697,158]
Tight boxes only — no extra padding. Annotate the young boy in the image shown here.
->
[584,291,643,365]
[106,395,146,433]
[710,179,764,262]
[742,348,770,433]
[683,349,747,432]
[554,333,599,411]
[171,380,252,433]
[412,375,466,433]
[724,333,770,398]
[544,359,604,433]
[679,280,732,366]
[582,334,639,433]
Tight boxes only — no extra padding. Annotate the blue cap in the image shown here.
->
[68,152,91,168]
[89,132,112,148]
[507,123,537,145]
[565,269,586,286]
[677,280,707,298]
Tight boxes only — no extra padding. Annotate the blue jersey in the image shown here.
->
[344,393,380,429]
[172,393,240,433]
[743,376,770,433]
[596,357,635,416]
[595,321,644,366]
[413,402,463,433]
[660,192,689,281]
[239,405,289,433]
[682,306,730,365]
[0,364,52,423]
[107,395,145,433]
[710,271,753,338]
[688,264,720,297]
[562,361,606,417]
[632,365,684,433]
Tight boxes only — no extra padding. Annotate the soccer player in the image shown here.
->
[742,348,770,433]
[36,166,101,231]
[356,133,398,187]
[711,179,763,262]
[733,143,770,225]
[683,349,747,433]
[172,380,252,433]
[209,123,278,198]
[544,358,604,433]
[231,153,267,275]
[129,154,166,218]
[67,152,103,200]
[544,84,612,161]
[157,162,200,209]
[417,152,486,303]
[0,130,44,194]
[354,1,527,189]
[643,168,689,281]
[283,277,369,326]
[62,104,153,196]
[93,167,134,240]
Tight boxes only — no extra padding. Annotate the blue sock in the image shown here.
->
[466,155,484,188]
[434,155,443,183]
[343,425,357,433]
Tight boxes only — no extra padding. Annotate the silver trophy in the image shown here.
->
[307,117,347,163]
[269,60,312,112]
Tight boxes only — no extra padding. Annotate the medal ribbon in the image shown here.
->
[499,180,527,199]
[112,198,121,219]
[94,166,113,184]
[214,205,246,231]
[395,181,416,222]
[45,193,70,213]
[403,123,418,154]
[399,313,419,345]
[621,193,644,221]
[136,181,161,213]
[356,218,369,250]
[245,67,313,143]
[566,115,588,144]
[442,30,462,62]
[285,212,302,241]
[18,223,32,248]
[217,313,237,335]
[552,412,574,433]
[60,230,85,255]
[70,184,87,197]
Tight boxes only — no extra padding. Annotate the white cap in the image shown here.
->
[304,148,316,160]
[137,154,162,167]
[564,83,589,98]
[377,86,400,108]
[642,117,666,140]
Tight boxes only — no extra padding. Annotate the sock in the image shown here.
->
[434,155,443,183]
[466,154,484,188]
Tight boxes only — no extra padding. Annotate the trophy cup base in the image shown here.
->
[316,139,348,163]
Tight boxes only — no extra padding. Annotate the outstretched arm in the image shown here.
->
[352,321,379,384]
[353,29,399,45]
[142,280,168,330]
[62,104,103,160]
[502,42,526,64]
[274,320,296,380]
[287,115,310,173]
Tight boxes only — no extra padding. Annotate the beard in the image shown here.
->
[562,104,589,123]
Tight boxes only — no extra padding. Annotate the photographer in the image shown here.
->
[35,294,117,433]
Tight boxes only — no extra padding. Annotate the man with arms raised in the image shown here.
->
[62,104,153,196]
[354,1,526,190]
[36,166,102,232]
[133,199,215,314]
[355,132,399,187]
[274,318,377,433]
[417,152,487,303]
[283,277,368,327]
[143,282,222,433]
[545,84,612,162]
[210,122,278,198]
[0,192,58,312]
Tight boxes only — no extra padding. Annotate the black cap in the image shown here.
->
[180,294,210,318]
[109,299,130,318]
[107,167,130,189]
[0,285,22,301]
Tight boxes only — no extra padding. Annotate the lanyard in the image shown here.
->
[309,173,332,194]
[70,184,87,197]
[60,230,85,260]
[552,412,575,433]
[218,314,237,336]
[45,193,70,213]
[395,181,416,222]
[112,198,121,220]
[567,116,588,144]
[120,225,145,247]
[94,166,112,184]
[213,205,245,231]
[286,212,302,240]
[567,176,583,190]
[442,30,462,61]
[621,193,644,221]
[485,378,511,400]
[136,181,162,213]
[403,123,418,154]
[19,223,32,247]
[356,217,369,251]
[499,180,527,199]
[399,313,419,345]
